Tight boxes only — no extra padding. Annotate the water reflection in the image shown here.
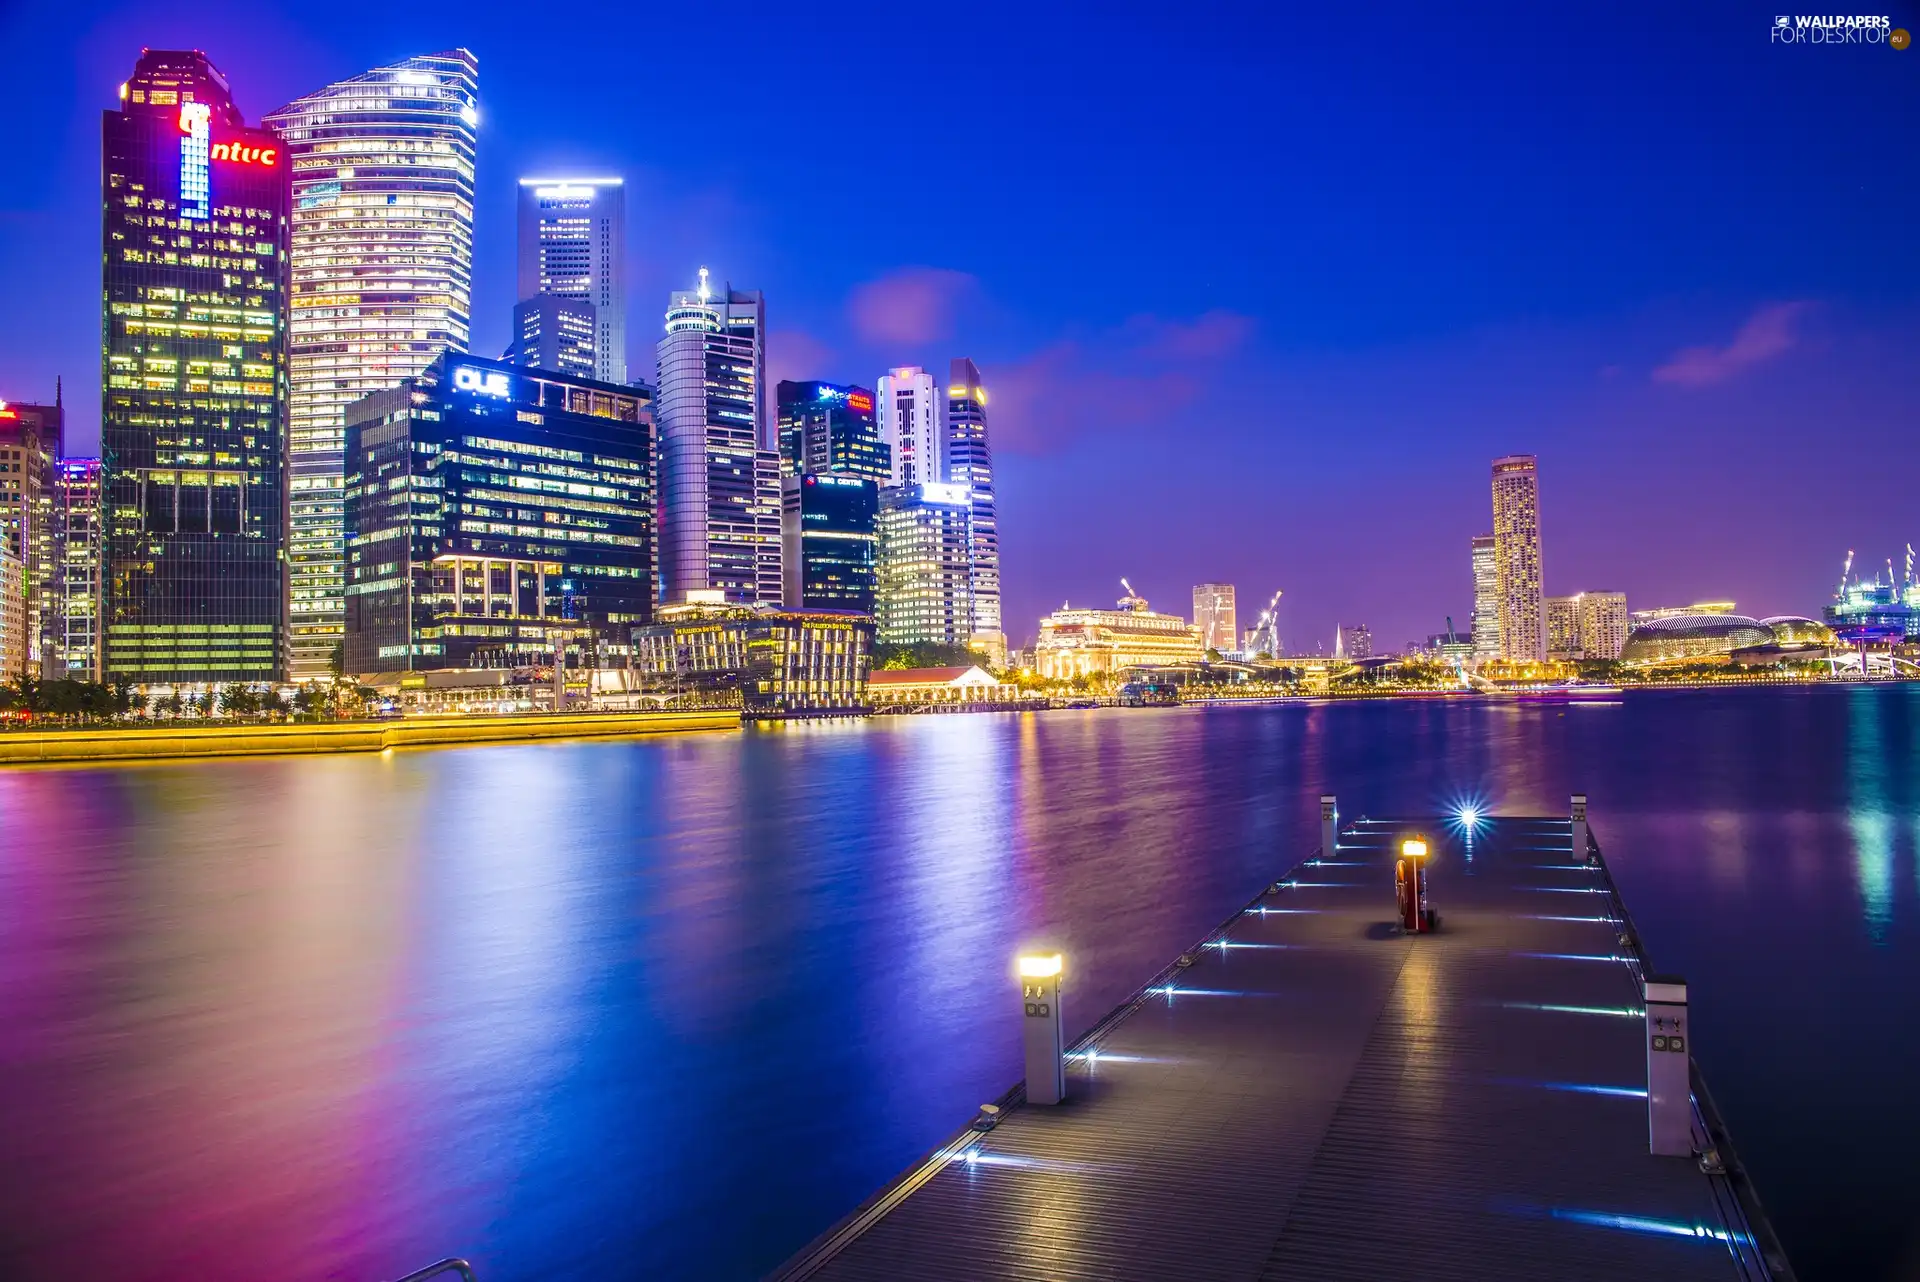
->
[1845,689,1895,941]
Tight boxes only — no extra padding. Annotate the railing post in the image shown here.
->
[1018,953,1065,1105]
[1645,975,1691,1156]
[1320,794,1338,857]
[1570,793,1589,861]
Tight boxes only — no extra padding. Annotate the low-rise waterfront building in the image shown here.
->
[868,665,1021,707]
[1630,600,1735,624]
[341,353,654,677]
[1618,613,1775,666]
[1035,588,1204,680]
[631,598,872,717]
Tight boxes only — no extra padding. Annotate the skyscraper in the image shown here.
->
[516,178,625,384]
[1545,595,1581,659]
[1470,533,1498,660]
[877,366,940,489]
[776,381,888,482]
[1193,583,1237,652]
[0,394,59,672]
[340,353,652,675]
[265,49,480,679]
[505,294,597,379]
[655,268,781,605]
[1490,455,1545,662]
[782,473,879,613]
[52,459,104,679]
[944,358,1002,645]
[1341,624,1374,660]
[876,483,974,647]
[102,49,289,683]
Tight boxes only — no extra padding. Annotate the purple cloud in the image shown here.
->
[1652,301,1812,387]
[847,267,978,345]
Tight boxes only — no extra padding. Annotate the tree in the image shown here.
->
[292,687,318,719]
[110,678,137,718]
[259,687,287,719]
[220,683,256,718]
[194,687,217,718]
[159,689,185,719]
[874,641,975,670]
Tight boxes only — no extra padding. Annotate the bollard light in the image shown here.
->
[1645,975,1691,1157]
[1320,794,1338,857]
[1018,952,1066,1105]
[1397,833,1434,933]
[1571,793,1590,862]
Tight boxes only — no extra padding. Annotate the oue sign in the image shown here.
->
[453,367,511,398]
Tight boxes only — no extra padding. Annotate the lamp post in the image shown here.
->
[1018,953,1065,1105]
[1397,834,1433,933]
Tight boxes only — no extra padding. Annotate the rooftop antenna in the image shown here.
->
[696,265,711,304]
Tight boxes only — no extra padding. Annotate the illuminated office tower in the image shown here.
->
[52,459,104,679]
[516,178,624,384]
[1469,532,1498,660]
[0,546,22,677]
[943,357,1002,648]
[877,365,940,489]
[102,49,289,683]
[655,268,781,605]
[1193,583,1237,652]
[776,380,888,482]
[1545,594,1581,659]
[265,49,479,679]
[876,483,974,647]
[782,473,879,613]
[1340,623,1373,660]
[505,293,597,379]
[0,394,60,672]
[1490,455,1545,662]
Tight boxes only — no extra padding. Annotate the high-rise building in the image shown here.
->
[0,547,23,679]
[1545,595,1582,659]
[944,358,1002,646]
[51,459,104,679]
[265,49,480,679]
[1470,532,1498,660]
[1193,583,1237,652]
[877,366,941,489]
[103,49,289,684]
[340,353,652,675]
[1340,623,1373,660]
[782,474,878,614]
[655,268,781,606]
[876,483,974,647]
[505,294,597,379]
[776,381,888,482]
[1490,455,1545,662]
[516,178,625,385]
[0,395,59,673]
[1579,591,1629,660]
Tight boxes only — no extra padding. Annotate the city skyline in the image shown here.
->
[0,4,1914,649]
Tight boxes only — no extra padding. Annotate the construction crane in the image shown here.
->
[1117,577,1146,610]
[1249,589,1284,657]
[1837,549,1854,598]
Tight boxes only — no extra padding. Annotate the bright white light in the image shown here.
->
[1458,805,1481,826]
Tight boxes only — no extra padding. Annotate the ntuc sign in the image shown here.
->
[212,140,277,166]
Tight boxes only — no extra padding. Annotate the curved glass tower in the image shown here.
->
[264,50,479,679]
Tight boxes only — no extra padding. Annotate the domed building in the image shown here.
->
[1618,613,1775,665]
[1761,615,1836,646]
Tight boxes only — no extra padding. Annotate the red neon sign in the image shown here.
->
[211,141,277,166]
[847,392,874,412]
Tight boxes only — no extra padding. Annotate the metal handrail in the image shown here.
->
[389,1259,476,1282]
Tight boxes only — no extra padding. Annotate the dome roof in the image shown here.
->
[1620,613,1775,662]
[1761,615,1835,644]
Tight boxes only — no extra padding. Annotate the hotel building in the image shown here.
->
[340,353,652,675]
[516,178,625,384]
[655,269,781,606]
[265,50,480,679]
[1035,590,1204,680]
[102,49,289,683]
[1490,455,1545,662]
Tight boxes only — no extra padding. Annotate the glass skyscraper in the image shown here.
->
[776,380,888,482]
[782,473,879,613]
[943,357,1002,643]
[516,178,625,385]
[265,50,479,679]
[654,268,781,606]
[101,49,289,683]
[340,352,652,675]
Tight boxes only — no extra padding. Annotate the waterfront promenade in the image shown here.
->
[774,813,1790,1282]
[0,709,737,765]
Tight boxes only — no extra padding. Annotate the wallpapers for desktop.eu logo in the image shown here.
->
[1769,13,1904,43]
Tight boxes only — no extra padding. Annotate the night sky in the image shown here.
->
[2,0,1914,650]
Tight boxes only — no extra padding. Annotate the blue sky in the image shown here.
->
[1,0,1915,647]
